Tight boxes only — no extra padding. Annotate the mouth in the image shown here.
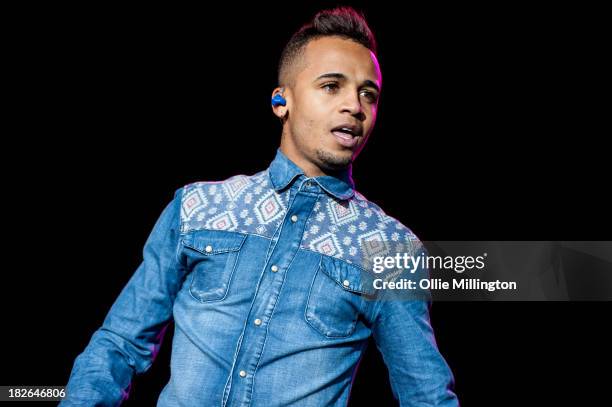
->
[330,124,363,149]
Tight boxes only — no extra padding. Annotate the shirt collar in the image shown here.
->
[268,148,355,200]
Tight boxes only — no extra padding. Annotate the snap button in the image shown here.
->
[271,265,279,272]
[291,215,298,223]
[343,279,350,287]
[254,318,262,326]
[205,245,213,253]
[239,370,247,378]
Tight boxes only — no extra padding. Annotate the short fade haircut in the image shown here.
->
[277,7,377,86]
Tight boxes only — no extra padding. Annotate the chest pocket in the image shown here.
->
[305,256,376,338]
[182,229,247,303]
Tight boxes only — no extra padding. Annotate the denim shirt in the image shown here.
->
[61,149,458,406]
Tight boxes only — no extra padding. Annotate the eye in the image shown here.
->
[360,89,379,103]
[322,82,339,93]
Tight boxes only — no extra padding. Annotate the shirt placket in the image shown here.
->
[222,178,322,407]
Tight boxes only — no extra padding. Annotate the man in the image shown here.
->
[62,7,458,406]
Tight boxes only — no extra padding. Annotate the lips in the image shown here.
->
[330,123,363,148]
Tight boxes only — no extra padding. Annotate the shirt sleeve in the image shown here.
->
[371,246,460,406]
[60,189,185,406]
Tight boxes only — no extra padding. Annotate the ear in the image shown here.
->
[271,86,289,120]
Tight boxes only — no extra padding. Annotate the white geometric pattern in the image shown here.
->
[182,188,208,219]
[254,190,285,225]
[358,229,390,259]
[180,167,420,268]
[326,199,359,225]
[205,211,238,231]
[301,192,419,266]
[223,176,250,201]
[309,232,344,258]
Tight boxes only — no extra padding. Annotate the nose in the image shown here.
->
[340,91,366,121]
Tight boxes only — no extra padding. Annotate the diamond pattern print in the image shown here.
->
[205,211,238,231]
[182,188,208,220]
[254,190,285,225]
[358,229,390,259]
[223,176,250,201]
[309,232,344,258]
[180,168,420,268]
[326,199,358,225]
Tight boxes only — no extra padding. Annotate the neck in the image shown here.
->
[281,151,324,177]
[280,141,350,178]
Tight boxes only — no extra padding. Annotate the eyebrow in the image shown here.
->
[314,72,380,93]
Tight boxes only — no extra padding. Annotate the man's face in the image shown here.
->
[277,36,382,176]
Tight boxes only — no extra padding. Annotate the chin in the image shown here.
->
[315,148,353,171]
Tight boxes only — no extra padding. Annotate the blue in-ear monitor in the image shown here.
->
[271,93,286,107]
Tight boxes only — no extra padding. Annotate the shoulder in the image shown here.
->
[351,190,419,241]
[303,189,423,270]
[178,169,270,229]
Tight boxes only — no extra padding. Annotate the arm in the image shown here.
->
[372,298,459,406]
[61,190,185,406]
[371,245,459,406]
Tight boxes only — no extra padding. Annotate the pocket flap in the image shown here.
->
[320,256,376,296]
[183,229,247,255]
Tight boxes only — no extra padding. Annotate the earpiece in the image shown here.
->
[271,89,287,107]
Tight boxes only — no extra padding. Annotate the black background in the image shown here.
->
[2,1,610,405]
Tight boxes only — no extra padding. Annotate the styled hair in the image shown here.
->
[278,7,377,86]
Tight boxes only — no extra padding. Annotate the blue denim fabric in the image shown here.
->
[61,149,458,406]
